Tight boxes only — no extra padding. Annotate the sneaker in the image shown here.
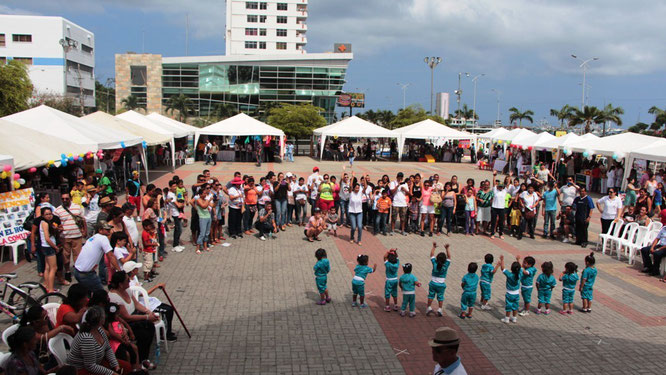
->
[316,300,326,305]
[437,309,443,317]
[567,310,574,315]
[562,238,570,243]
[409,312,416,318]
[389,231,394,236]
[166,332,177,341]
[544,309,551,315]
[535,309,542,315]
[459,312,466,319]
[510,317,517,323]
[402,231,407,236]
[384,305,391,312]
[501,317,510,323]
[393,305,399,311]
[518,310,529,317]
[426,307,433,316]
[260,236,266,241]
[351,302,358,307]
[559,310,567,315]
[400,310,406,317]
[360,303,368,308]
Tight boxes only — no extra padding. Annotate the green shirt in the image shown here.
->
[99,176,113,194]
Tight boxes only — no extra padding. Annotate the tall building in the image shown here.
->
[225,0,308,55]
[0,15,95,108]
[436,92,450,119]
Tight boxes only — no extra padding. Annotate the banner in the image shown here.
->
[0,188,35,245]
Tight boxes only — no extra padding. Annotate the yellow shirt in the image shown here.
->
[70,189,86,205]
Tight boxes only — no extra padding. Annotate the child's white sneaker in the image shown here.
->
[409,312,416,318]
[260,236,266,241]
[400,310,406,317]
[437,308,443,317]
[510,317,517,323]
[480,304,490,310]
[425,307,433,316]
[518,310,529,316]
[501,317,510,323]
[351,302,358,307]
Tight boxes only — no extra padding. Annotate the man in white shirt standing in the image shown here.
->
[490,171,508,239]
[166,181,184,252]
[307,167,322,216]
[519,185,540,239]
[560,177,580,207]
[390,172,409,236]
[73,221,122,292]
[429,326,468,375]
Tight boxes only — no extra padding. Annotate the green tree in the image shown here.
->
[569,106,603,134]
[390,104,446,129]
[30,92,79,115]
[597,103,624,136]
[121,95,143,112]
[165,93,193,122]
[453,104,476,119]
[95,80,116,113]
[648,106,666,129]
[508,107,534,126]
[377,110,396,129]
[628,122,649,133]
[549,105,575,129]
[211,102,239,120]
[268,103,326,139]
[0,60,33,116]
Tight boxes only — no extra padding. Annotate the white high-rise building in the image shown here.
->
[0,15,95,108]
[436,92,450,119]
[225,0,308,55]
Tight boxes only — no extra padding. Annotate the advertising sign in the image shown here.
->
[337,93,365,108]
[334,43,352,53]
[0,188,35,245]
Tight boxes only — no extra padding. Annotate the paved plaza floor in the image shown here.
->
[1,157,665,374]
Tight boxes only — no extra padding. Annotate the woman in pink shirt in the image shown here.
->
[419,180,435,237]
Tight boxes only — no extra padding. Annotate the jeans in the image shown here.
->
[362,202,369,227]
[349,212,363,242]
[35,244,45,274]
[465,211,475,234]
[439,206,454,233]
[640,246,666,274]
[295,202,307,224]
[243,205,256,231]
[543,210,557,236]
[339,200,349,225]
[287,204,295,224]
[490,207,505,236]
[73,268,104,293]
[308,198,317,216]
[157,223,166,256]
[229,207,243,236]
[376,212,388,234]
[172,216,182,247]
[256,221,273,236]
[287,151,294,162]
[275,199,288,227]
[197,217,211,245]
[520,212,536,237]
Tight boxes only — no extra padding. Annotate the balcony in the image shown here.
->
[296,10,308,18]
[297,22,308,31]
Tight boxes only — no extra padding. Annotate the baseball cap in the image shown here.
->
[96,220,113,231]
[286,172,293,178]
[122,261,143,274]
[313,167,319,172]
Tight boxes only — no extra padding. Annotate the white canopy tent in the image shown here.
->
[626,140,666,187]
[510,132,556,169]
[196,113,286,159]
[312,116,399,161]
[534,132,580,151]
[147,113,200,134]
[478,128,509,140]
[393,119,476,160]
[493,128,537,143]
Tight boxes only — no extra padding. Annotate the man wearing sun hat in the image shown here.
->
[429,326,467,375]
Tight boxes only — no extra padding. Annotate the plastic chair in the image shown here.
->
[2,324,18,346]
[608,223,637,258]
[647,221,663,233]
[625,226,648,264]
[48,332,73,366]
[598,219,623,255]
[129,286,167,352]
[42,303,61,326]
[1,240,25,265]
[0,352,11,368]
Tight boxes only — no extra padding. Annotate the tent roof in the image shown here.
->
[83,112,171,146]
[494,128,537,143]
[629,139,666,163]
[513,132,556,148]
[3,105,142,149]
[478,127,509,139]
[565,132,664,156]
[535,132,580,150]
[579,133,599,140]
[117,111,190,138]
[197,113,284,137]
[393,119,475,140]
[0,155,13,170]
[313,116,397,138]
[147,113,199,134]
[0,119,92,170]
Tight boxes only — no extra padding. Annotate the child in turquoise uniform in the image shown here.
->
[384,249,400,312]
[399,263,421,317]
[351,254,377,308]
[559,262,579,315]
[535,261,557,315]
[460,263,479,319]
[499,255,521,323]
[579,252,597,313]
[426,242,452,317]
[479,253,500,310]
[519,256,537,316]
[314,248,331,305]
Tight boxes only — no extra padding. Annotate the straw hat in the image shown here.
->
[428,327,460,348]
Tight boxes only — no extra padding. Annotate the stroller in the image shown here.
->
[451,195,467,233]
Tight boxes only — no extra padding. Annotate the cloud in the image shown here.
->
[0,4,41,16]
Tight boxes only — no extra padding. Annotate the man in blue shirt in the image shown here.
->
[541,181,560,239]
[572,187,595,248]
[640,226,666,275]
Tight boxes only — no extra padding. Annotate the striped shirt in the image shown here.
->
[55,203,84,239]
[66,327,118,375]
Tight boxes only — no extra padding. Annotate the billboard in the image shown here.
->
[336,93,365,108]
[0,188,35,245]
[334,43,352,53]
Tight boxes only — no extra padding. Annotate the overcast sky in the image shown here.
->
[3,0,666,127]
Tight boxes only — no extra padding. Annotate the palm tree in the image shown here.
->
[549,105,575,129]
[121,95,142,112]
[454,104,476,119]
[568,106,603,134]
[628,122,649,133]
[377,110,396,129]
[597,103,624,136]
[165,94,193,122]
[508,107,534,127]
[648,106,666,129]
[212,102,239,120]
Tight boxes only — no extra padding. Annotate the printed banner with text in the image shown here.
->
[0,188,35,245]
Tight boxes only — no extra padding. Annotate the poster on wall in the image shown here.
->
[0,188,35,245]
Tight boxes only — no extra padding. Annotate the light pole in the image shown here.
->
[424,57,442,115]
[396,82,410,110]
[571,54,598,110]
[491,88,501,126]
[455,72,470,117]
[471,73,485,122]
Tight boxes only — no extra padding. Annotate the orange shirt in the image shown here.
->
[377,197,392,213]
[245,187,259,205]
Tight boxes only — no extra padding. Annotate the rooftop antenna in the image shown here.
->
[185,13,189,56]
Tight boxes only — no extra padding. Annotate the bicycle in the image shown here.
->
[0,273,66,319]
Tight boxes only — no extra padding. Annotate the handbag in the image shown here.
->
[22,209,35,231]
[63,205,85,231]
[430,193,442,204]
[525,210,536,220]
[37,334,50,365]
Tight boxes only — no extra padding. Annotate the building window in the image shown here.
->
[13,57,32,65]
[276,29,287,37]
[259,28,267,36]
[245,28,258,36]
[276,42,287,50]
[130,66,147,86]
[0,34,5,47]
[259,15,267,23]
[12,34,32,43]
[276,16,287,24]
[259,42,266,49]
[81,44,93,54]
[245,1,258,9]
[245,41,258,49]
[277,3,288,11]
[259,2,267,9]
[247,15,258,23]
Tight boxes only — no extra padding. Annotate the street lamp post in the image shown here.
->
[571,54,599,110]
[491,88,501,126]
[455,72,470,117]
[424,57,442,115]
[396,82,410,110]
[471,73,485,122]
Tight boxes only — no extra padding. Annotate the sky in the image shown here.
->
[3,0,666,127]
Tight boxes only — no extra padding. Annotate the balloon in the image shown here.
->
[73,155,79,161]
[47,160,55,166]
[120,142,126,148]
[67,153,72,157]
[29,167,37,173]
[60,153,66,159]
[68,156,74,162]
[527,146,533,151]
[79,153,85,158]
[17,178,25,185]
[142,141,147,149]
[13,181,20,189]
[498,140,503,144]
[582,151,589,158]
[0,172,6,179]
[12,173,19,180]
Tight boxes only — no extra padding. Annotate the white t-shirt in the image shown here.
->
[293,184,307,201]
[507,184,520,197]
[348,191,364,213]
[122,216,140,245]
[606,169,615,185]
[598,195,623,220]
[390,181,408,207]
[537,169,549,182]
[114,246,130,262]
[491,187,508,209]
[307,173,322,199]
[227,187,244,209]
[75,234,113,272]
[560,185,577,207]
[166,191,179,217]
[520,191,539,211]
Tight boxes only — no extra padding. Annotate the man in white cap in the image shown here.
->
[429,326,467,375]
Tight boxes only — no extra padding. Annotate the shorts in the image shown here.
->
[384,279,398,299]
[461,291,476,311]
[428,281,446,301]
[476,206,491,222]
[41,246,56,257]
[315,276,327,294]
[327,223,338,231]
[391,206,407,223]
[521,287,533,304]
[128,195,141,211]
[538,290,552,304]
[419,204,435,214]
[480,282,492,301]
[581,287,594,301]
[562,289,575,304]
[142,252,154,273]
[318,199,334,211]
[352,281,365,296]
[505,292,520,312]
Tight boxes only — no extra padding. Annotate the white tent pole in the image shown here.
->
[171,139,176,171]
[140,146,149,183]
[194,133,200,155]
[319,135,326,161]
[621,155,633,192]
[280,135,285,162]
[398,136,405,162]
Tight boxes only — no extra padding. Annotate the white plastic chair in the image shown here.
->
[2,324,18,346]
[1,240,26,265]
[48,332,73,366]
[598,219,623,254]
[647,221,663,233]
[42,303,60,326]
[129,286,167,352]
[0,352,11,368]
[625,226,648,264]
[609,223,638,258]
